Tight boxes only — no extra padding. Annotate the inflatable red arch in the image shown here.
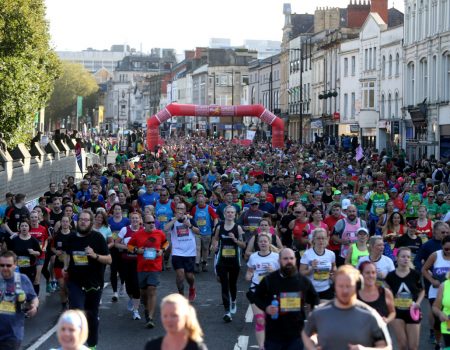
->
[146,103,284,150]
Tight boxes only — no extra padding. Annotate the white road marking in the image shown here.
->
[233,335,249,350]
[27,282,110,350]
[26,324,57,350]
[245,304,254,323]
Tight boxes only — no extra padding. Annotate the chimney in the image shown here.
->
[371,0,388,24]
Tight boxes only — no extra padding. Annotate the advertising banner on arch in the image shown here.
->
[246,130,256,141]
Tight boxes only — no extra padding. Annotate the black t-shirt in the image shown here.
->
[254,271,319,341]
[66,230,109,289]
[394,235,422,259]
[145,337,207,350]
[279,214,295,247]
[6,235,42,267]
[49,210,64,228]
[120,203,134,218]
[53,230,75,268]
[385,269,423,309]
[83,200,105,213]
[5,205,30,233]
[43,191,61,204]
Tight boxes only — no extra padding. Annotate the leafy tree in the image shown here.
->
[46,61,99,127]
[0,0,60,148]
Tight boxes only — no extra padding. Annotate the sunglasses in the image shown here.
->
[294,211,304,214]
[145,221,155,224]
[0,264,13,268]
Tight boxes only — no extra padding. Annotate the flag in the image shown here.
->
[355,145,364,161]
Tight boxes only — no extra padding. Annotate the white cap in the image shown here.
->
[342,198,352,210]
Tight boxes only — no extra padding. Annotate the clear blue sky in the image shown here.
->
[45,0,404,54]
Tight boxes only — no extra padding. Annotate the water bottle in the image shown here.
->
[271,295,279,320]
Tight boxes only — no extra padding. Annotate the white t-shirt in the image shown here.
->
[358,255,395,279]
[118,226,140,245]
[247,251,279,288]
[170,221,197,257]
[300,248,335,292]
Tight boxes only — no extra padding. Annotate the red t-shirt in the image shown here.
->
[128,229,167,272]
[324,214,345,251]
[30,225,49,259]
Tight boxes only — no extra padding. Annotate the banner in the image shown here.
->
[76,96,83,117]
[98,105,104,123]
[355,145,364,161]
[246,130,256,141]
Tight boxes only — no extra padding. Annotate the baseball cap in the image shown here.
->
[390,188,398,193]
[108,189,116,196]
[438,191,445,196]
[356,227,369,235]
[334,190,342,195]
[250,197,260,205]
[342,198,351,210]
[407,219,418,228]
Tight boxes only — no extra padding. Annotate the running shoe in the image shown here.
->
[223,312,232,323]
[145,318,155,329]
[111,292,118,302]
[46,282,53,294]
[88,346,96,350]
[133,309,141,320]
[127,298,134,311]
[201,261,208,272]
[230,301,237,314]
[188,287,196,302]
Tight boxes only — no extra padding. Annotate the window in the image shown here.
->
[365,49,368,70]
[382,56,386,78]
[344,58,348,77]
[369,48,372,70]
[420,58,428,100]
[395,92,399,118]
[444,53,450,101]
[362,81,375,108]
[373,47,376,70]
[389,55,393,77]
[351,92,356,119]
[431,55,437,101]
[351,56,356,76]
[388,93,392,119]
[395,53,400,76]
[407,62,415,105]
[381,94,385,118]
[344,93,348,119]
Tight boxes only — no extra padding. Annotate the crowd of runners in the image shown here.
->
[2,136,450,349]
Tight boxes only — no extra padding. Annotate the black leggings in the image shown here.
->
[110,249,124,292]
[121,258,140,299]
[216,264,240,311]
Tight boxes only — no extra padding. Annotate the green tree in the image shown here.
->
[0,0,60,148]
[46,61,99,128]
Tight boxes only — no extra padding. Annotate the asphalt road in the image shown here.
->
[21,262,438,350]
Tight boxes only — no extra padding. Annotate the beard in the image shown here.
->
[78,223,93,236]
[280,263,297,277]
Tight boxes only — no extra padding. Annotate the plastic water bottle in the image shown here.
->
[271,295,279,320]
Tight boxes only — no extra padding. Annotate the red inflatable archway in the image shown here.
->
[146,103,284,151]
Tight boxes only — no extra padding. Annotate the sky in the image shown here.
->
[45,0,404,54]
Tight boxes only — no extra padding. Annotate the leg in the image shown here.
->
[252,304,265,350]
[405,323,420,350]
[110,250,119,292]
[146,286,157,319]
[201,236,212,267]
[84,289,102,347]
[67,281,85,310]
[185,272,195,289]
[391,319,408,350]
[195,235,202,265]
[216,265,231,311]
[228,266,240,303]
[175,269,186,294]
[34,263,43,296]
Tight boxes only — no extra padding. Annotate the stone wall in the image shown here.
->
[0,141,100,206]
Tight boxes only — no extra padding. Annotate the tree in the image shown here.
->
[0,0,60,148]
[46,61,99,129]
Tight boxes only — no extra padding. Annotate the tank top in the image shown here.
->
[350,242,369,267]
[193,205,213,235]
[121,226,138,260]
[441,280,450,335]
[216,223,240,268]
[358,287,389,317]
[155,200,173,228]
[416,219,433,243]
[340,218,361,258]
[430,250,450,299]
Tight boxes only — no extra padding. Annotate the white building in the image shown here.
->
[404,0,450,160]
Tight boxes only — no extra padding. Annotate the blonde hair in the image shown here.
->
[161,293,204,343]
[311,227,328,247]
[257,232,279,253]
[56,310,88,347]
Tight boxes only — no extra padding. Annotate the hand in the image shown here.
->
[228,232,237,241]
[136,248,144,255]
[265,305,279,316]
[85,246,95,257]
[26,305,38,318]
[439,312,449,323]
[432,279,441,288]
[157,249,163,257]
[311,259,319,269]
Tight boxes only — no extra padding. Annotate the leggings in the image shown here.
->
[216,264,240,311]
[110,248,124,292]
[121,258,140,299]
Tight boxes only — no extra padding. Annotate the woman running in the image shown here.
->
[344,227,370,267]
[245,218,282,260]
[358,236,395,284]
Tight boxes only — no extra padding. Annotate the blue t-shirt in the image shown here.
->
[108,217,130,238]
[0,273,36,341]
[138,192,160,210]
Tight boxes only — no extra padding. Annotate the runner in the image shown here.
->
[344,227,370,267]
[244,218,282,260]
[164,202,198,301]
[211,205,245,322]
[29,210,49,297]
[358,236,395,284]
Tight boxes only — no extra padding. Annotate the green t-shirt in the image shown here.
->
[423,201,440,219]
[440,203,450,217]
[370,193,389,216]
[356,202,367,218]
[406,193,422,218]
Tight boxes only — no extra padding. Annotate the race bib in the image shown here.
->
[249,225,258,232]
[313,269,330,281]
[73,251,89,266]
[222,245,236,257]
[143,248,157,260]
[276,196,283,204]
[197,219,207,227]
[375,207,384,215]
[158,215,167,223]
[17,256,30,268]
[111,231,119,240]
[280,292,301,312]
[420,234,428,244]
[394,297,412,310]
[0,301,16,315]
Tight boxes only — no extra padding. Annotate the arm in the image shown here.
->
[210,225,220,253]
[245,267,254,281]
[300,263,312,276]
[432,284,449,322]
[245,236,255,260]
[345,244,353,265]
[301,330,319,350]
[422,253,440,288]
[383,288,396,324]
